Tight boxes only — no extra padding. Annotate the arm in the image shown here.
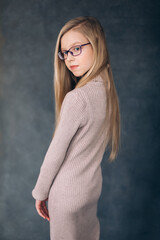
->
[32,90,87,201]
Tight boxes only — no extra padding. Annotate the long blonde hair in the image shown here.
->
[52,16,121,162]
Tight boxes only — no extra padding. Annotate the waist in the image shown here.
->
[51,167,103,196]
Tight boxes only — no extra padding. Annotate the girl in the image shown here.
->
[32,16,120,240]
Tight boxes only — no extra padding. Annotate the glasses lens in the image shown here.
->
[70,45,81,56]
[58,51,65,60]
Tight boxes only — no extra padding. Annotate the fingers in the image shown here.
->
[41,201,50,218]
[35,200,46,219]
[35,200,45,219]
[35,200,50,221]
[41,201,50,220]
[37,201,50,221]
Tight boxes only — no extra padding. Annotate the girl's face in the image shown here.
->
[60,29,94,77]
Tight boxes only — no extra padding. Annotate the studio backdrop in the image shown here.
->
[0,0,160,240]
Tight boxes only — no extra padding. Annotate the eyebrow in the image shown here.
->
[61,42,82,51]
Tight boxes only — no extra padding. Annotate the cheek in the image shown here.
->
[64,61,69,69]
[85,55,94,69]
[89,50,94,64]
[82,49,94,66]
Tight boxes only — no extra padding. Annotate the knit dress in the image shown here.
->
[32,74,108,240]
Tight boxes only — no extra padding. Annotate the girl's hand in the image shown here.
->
[35,198,50,221]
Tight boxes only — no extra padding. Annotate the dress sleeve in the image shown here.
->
[32,90,87,201]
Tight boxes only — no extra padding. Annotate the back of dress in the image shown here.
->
[52,75,107,198]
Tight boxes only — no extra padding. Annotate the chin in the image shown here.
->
[71,72,81,77]
[72,71,87,77]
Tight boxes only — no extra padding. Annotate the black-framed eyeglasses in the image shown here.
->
[58,42,91,60]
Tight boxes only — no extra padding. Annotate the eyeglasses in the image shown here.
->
[58,42,91,60]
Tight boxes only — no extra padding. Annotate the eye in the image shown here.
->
[63,51,68,55]
[74,47,80,51]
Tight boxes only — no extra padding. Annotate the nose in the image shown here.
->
[67,51,75,61]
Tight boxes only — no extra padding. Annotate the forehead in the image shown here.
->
[61,30,88,50]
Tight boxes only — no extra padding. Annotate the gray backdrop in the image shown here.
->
[0,0,160,239]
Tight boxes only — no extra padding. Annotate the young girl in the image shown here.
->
[32,16,120,240]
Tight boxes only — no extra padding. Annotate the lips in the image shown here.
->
[70,65,79,69]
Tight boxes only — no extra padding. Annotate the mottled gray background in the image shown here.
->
[0,0,160,240]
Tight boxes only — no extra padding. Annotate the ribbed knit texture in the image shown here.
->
[32,74,107,240]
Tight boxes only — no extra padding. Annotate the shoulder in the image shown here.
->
[60,88,88,127]
[60,88,88,118]
[62,75,105,111]
[64,87,87,108]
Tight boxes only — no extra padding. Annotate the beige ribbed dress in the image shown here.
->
[32,74,107,240]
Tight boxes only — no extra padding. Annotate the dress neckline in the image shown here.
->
[88,75,104,83]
